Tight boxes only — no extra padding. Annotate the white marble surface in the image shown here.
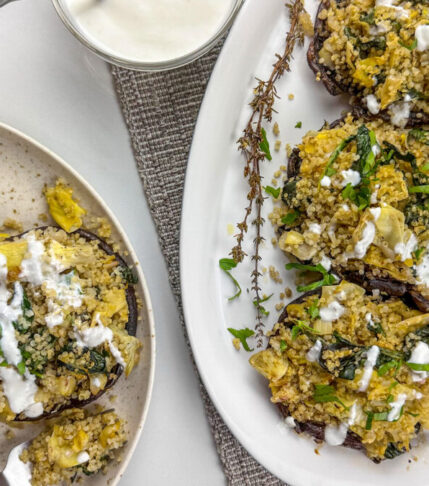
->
[0,1,225,484]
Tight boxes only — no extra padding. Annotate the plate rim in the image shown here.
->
[180,0,288,481]
[0,121,156,486]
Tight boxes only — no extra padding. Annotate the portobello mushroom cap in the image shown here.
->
[271,287,412,462]
[283,112,429,313]
[7,226,138,422]
[307,0,429,126]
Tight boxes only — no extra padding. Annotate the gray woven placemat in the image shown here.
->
[111,44,285,486]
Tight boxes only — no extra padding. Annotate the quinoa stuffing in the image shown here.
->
[20,408,126,486]
[271,115,429,300]
[250,281,429,461]
[313,0,428,125]
[0,226,140,421]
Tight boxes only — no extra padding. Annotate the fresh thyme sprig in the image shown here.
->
[230,0,305,348]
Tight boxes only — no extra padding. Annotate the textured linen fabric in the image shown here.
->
[111,45,285,485]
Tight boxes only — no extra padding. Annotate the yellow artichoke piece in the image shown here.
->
[48,240,94,268]
[112,329,141,377]
[374,205,405,251]
[249,348,288,382]
[48,425,89,468]
[44,181,86,233]
[0,240,28,273]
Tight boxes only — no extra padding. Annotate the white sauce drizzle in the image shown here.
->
[308,223,322,235]
[415,251,429,286]
[0,253,42,417]
[354,222,376,259]
[320,255,332,272]
[387,393,407,422]
[320,301,345,322]
[365,94,380,115]
[77,451,90,464]
[394,233,417,262]
[320,176,331,187]
[369,207,381,221]
[390,100,410,128]
[359,345,380,391]
[340,170,361,187]
[370,184,380,204]
[416,25,429,52]
[325,403,358,446]
[75,314,126,367]
[284,416,296,428]
[376,0,409,18]
[19,235,83,329]
[306,339,322,362]
[408,341,429,382]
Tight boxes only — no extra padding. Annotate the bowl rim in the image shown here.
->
[51,0,245,72]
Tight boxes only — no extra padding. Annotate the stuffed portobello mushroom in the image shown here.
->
[270,113,429,310]
[250,280,429,462]
[21,408,127,485]
[0,226,140,421]
[308,0,428,126]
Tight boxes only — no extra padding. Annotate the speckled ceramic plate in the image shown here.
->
[0,122,155,485]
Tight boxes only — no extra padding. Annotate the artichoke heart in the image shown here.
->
[44,181,86,233]
[249,348,288,382]
[48,425,89,468]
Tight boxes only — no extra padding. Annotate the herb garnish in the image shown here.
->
[414,247,425,261]
[321,135,355,179]
[219,258,242,301]
[313,384,348,409]
[307,299,320,319]
[360,9,375,25]
[399,38,417,50]
[377,360,401,376]
[367,319,385,337]
[406,362,429,372]
[409,185,429,195]
[384,442,405,459]
[408,128,429,146]
[264,185,281,198]
[280,339,287,352]
[290,320,320,340]
[295,121,302,128]
[259,128,272,161]
[285,262,336,292]
[253,294,273,316]
[227,327,255,352]
[120,266,138,285]
[281,210,300,226]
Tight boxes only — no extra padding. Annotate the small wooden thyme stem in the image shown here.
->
[231,0,305,347]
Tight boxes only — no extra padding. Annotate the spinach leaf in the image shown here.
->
[408,128,429,146]
[360,9,375,25]
[282,179,298,204]
[384,442,405,459]
[120,266,138,285]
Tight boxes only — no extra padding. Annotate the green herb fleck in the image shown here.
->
[406,362,429,372]
[120,266,138,285]
[281,210,300,226]
[291,320,321,340]
[313,384,348,409]
[321,135,355,180]
[408,128,429,146]
[307,299,320,319]
[219,258,242,301]
[253,294,273,317]
[17,361,26,375]
[295,121,302,129]
[399,38,417,50]
[264,186,281,199]
[280,340,287,352]
[409,185,429,195]
[227,327,255,352]
[285,262,336,292]
[259,128,272,161]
